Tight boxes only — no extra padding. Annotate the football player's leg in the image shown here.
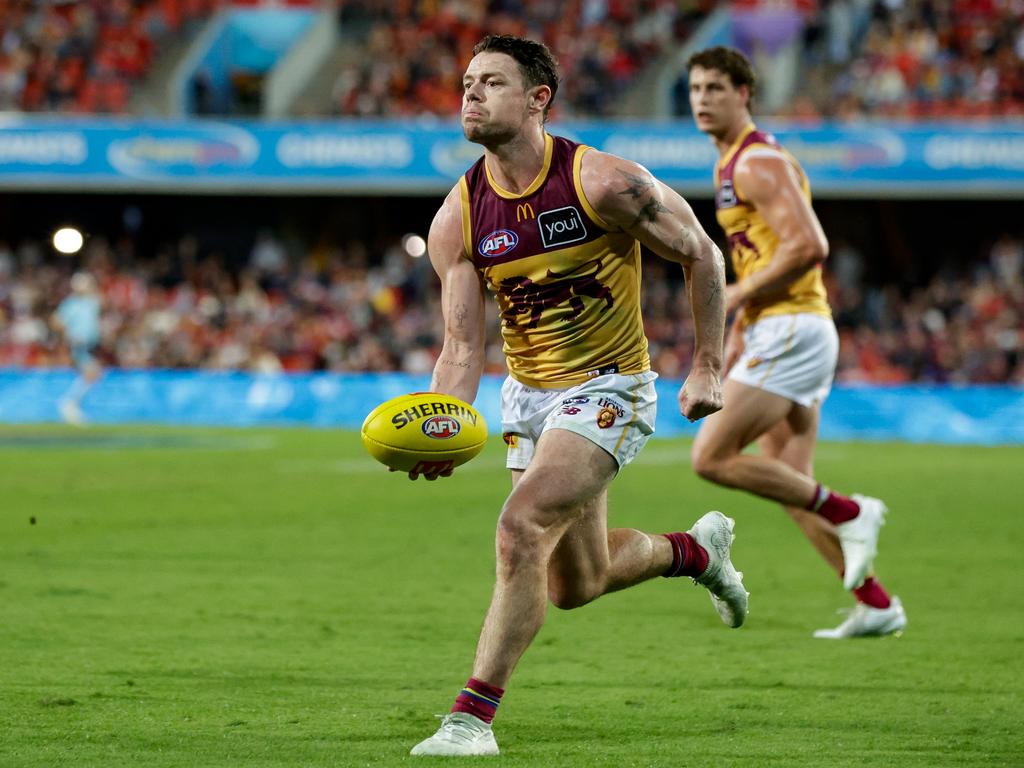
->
[470,427,618,688]
[544,469,748,627]
[758,404,844,576]
[691,378,818,507]
[760,406,899,620]
[545,490,678,609]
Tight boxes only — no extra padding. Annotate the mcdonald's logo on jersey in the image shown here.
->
[516,203,536,222]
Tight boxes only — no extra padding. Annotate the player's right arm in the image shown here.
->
[427,184,487,407]
[580,150,725,422]
[727,152,828,312]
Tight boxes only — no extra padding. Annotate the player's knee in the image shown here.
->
[495,507,546,567]
[691,444,726,484]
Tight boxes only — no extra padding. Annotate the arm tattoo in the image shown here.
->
[629,198,670,229]
[704,276,722,307]
[616,169,670,229]
[440,359,471,369]
[704,249,726,306]
[453,303,468,329]
[616,170,655,199]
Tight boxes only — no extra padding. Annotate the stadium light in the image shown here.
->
[52,226,84,255]
[402,233,427,258]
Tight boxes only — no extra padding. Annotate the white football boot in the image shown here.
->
[836,495,887,590]
[688,511,749,628]
[59,399,86,427]
[410,712,499,756]
[813,596,907,639]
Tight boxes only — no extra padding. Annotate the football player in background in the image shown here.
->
[409,34,746,756]
[686,46,906,639]
[52,271,102,425]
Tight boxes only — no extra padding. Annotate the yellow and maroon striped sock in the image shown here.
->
[451,677,504,724]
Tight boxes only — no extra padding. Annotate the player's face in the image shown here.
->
[461,52,536,145]
[688,66,748,137]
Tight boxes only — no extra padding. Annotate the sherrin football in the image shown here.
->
[361,392,488,473]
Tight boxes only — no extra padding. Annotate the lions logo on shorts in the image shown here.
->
[596,407,617,429]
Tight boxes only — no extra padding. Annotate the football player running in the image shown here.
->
[686,46,906,640]
[408,34,747,756]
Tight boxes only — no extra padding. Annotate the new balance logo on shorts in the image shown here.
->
[538,206,587,249]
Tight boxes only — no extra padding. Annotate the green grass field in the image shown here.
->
[1,425,1021,767]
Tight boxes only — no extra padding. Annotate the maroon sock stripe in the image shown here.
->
[817,492,861,525]
[853,577,892,609]
[660,532,709,578]
[451,677,504,725]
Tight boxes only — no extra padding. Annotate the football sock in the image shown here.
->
[807,484,860,525]
[660,532,709,578]
[852,577,892,609]
[64,377,91,404]
[451,677,504,724]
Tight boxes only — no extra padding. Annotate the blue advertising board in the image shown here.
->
[2,368,1022,445]
[0,117,1021,196]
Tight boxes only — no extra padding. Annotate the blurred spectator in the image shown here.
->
[1,226,1020,384]
[0,0,217,114]
[333,0,710,118]
[817,0,1024,119]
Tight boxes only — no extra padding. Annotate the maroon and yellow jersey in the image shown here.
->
[459,133,650,388]
[715,123,831,326]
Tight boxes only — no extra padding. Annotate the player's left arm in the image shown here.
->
[728,153,829,311]
[580,150,725,422]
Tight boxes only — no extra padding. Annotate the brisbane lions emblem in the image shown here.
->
[498,259,614,330]
[596,407,617,429]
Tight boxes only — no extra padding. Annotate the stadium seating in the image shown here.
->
[1,229,1020,383]
[4,1,1018,118]
[0,0,218,113]
[332,0,712,118]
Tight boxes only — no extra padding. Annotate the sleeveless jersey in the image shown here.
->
[459,133,650,388]
[714,123,832,325]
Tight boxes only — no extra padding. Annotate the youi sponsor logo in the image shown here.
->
[538,206,587,248]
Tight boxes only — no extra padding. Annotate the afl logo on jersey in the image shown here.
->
[479,229,519,258]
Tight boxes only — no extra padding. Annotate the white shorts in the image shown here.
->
[728,313,838,407]
[501,371,658,471]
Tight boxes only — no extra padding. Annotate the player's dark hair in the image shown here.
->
[473,34,559,119]
[686,46,757,105]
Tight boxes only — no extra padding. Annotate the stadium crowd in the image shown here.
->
[1,229,1021,384]
[0,0,217,113]
[2,0,1020,119]
[333,0,711,118]
[334,0,1024,120]
[812,0,1024,119]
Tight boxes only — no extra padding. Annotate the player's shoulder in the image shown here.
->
[579,146,648,181]
[428,181,469,258]
[432,181,465,225]
[733,135,801,198]
[578,148,654,216]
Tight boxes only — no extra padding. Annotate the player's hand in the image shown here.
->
[678,367,723,422]
[389,466,454,481]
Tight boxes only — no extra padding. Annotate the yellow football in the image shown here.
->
[360,392,488,473]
